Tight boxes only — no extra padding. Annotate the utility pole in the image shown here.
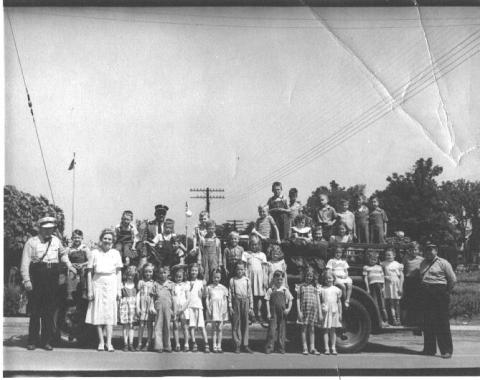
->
[190,187,225,216]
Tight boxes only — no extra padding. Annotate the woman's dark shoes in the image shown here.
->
[26,344,36,350]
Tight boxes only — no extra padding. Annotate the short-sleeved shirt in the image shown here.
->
[420,257,456,289]
[337,211,355,233]
[21,235,71,282]
[264,285,293,303]
[255,215,277,239]
[326,258,349,279]
[316,205,337,225]
[363,264,384,284]
[88,248,123,274]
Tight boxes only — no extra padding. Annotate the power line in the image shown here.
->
[216,30,480,214]
[190,188,225,216]
[6,11,56,206]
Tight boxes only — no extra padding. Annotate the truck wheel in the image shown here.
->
[336,298,371,353]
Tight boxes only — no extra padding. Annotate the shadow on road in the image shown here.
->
[363,342,420,355]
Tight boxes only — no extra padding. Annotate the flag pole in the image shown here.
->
[72,152,75,235]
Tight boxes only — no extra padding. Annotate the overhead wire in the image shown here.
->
[6,10,56,205]
[215,29,480,215]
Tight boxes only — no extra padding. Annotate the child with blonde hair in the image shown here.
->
[206,268,229,353]
[320,272,342,355]
[119,265,138,351]
[172,265,190,352]
[136,263,156,351]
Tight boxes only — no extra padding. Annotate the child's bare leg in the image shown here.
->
[128,324,134,347]
[123,325,128,347]
[97,326,105,348]
[137,321,144,349]
[218,322,224,351]
[329,328,337,354]
[190,327,197,348]
[337,283,346,300]
[201,327,210,351]
[308,324,315,351]
[105,325,113,349]
[323,330,329,353]
[394,300,401,325]
[182,321,189,350]
[173,321,180,348]
[301,325,308,352]
[345,283,352,307]
[212,322,218,350]
[146,321,153,349]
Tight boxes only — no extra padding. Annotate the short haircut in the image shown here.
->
[294,214,306,225]
[235,261,245,270]
[319,193,329,200]
[142,263,154,274]
[312,226,323,233]
[340,198,349,204]
[272,270,284,279]
[199,210,209,218]
[249,234,260,244]
[289,188,298,196]
[122,210,133,217]
[72,229,83,237]
[228,231,240,239]
[272,181,282,191]
[258,204,269,212]
[205,220,216,228]
[158,265,170,273]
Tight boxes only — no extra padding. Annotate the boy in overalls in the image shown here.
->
[265,270,293,354]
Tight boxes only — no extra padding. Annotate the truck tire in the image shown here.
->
[336,298,371,353]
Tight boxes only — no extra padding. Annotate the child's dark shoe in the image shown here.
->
[279,349,286,354]
[183,345,189,352]
[123,346,128,352]
[192,343,198,352]
[234,347,241,354]
[174,345,181,352]
[128,345,135,352]
[204,346,210,353]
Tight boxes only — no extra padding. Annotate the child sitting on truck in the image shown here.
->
[326,246,352,308]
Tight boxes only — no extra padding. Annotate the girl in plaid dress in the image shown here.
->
[119,266,138,351]
[296,267,322,355]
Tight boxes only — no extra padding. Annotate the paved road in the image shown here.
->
[3,318,480,376]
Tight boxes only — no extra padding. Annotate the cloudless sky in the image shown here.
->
[4,6,480,242]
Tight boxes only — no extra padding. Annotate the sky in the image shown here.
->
[4,6,480,242]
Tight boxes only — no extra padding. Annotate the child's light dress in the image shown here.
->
[188,279,206,328]
[206,284,229,322]
[173,281,190,320]
[326,258,352,285]
[381,260,404,299]
[320,285,342,328]
[119,283,137,324]
[244,251,268,297]
[136,279,156,321]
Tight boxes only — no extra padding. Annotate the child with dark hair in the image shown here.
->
[119,266,138,351]
[291,214,312,243]
[329,222,353,244]
[66,229,91,301]
[114,210,139,266]
[369,197,388,244]
[267,181,291,240]
[228,262,254,353]
[354,195,370,243]
[264,270,293,354]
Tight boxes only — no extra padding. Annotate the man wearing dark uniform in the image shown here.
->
[419,242,456,359]
[20,216,76,350]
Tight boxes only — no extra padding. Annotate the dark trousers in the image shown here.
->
[369,283,388,322]
[265,294,286,352]
[231,297,249,349]
[422,284,453,355]
[402,277,423,326]
[28,263,60,346]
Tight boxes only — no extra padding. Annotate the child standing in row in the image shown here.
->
[199,220,223,285]
[354,195,370,243]
[66,229,91,301]
[315,194,337,240]
[320,272,342,355]
[336,199,356,239]
[172,265,190,352]
[188,263,210,353]
[326,247,352,308]
[264,270,293,354]
[224,231,245,279]
[296,267,321,355]
[267,182,291,240]
[229,262,254,353]
[119,266,138,352]
[267,244,287,287]
[244,234,268,322]
[152,266,174,353]
[136,263,156,351]
[370,197,388,244]
[363,251,388,325]
[206,269,229,353]
[382,249,404,326]
[252,205,280,245]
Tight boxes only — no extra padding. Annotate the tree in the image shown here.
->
[440,179,480,260]
[4,185,65,277]
[305,181,366,219]
[374,158,457,245]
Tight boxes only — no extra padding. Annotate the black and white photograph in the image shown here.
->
[3,1,480,376]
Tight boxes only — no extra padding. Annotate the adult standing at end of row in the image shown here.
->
[420,242,456,359]
[20,216,77,351]
[85,228,123,352]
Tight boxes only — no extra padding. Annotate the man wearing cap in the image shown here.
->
[419,242,456,359]
[20,216,77,351]
[138,205,169,267]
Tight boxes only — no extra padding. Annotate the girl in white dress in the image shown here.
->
[381,248,404,326]
[320,272,342,355]
[172,265,190,352]
[244,234,268,322]
[326,246,352,308]
[206,269,229,353]
[188,263,210,353]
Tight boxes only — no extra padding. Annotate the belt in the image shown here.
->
[31,262,59,269]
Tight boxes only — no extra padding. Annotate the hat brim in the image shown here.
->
[39,223,56,228]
